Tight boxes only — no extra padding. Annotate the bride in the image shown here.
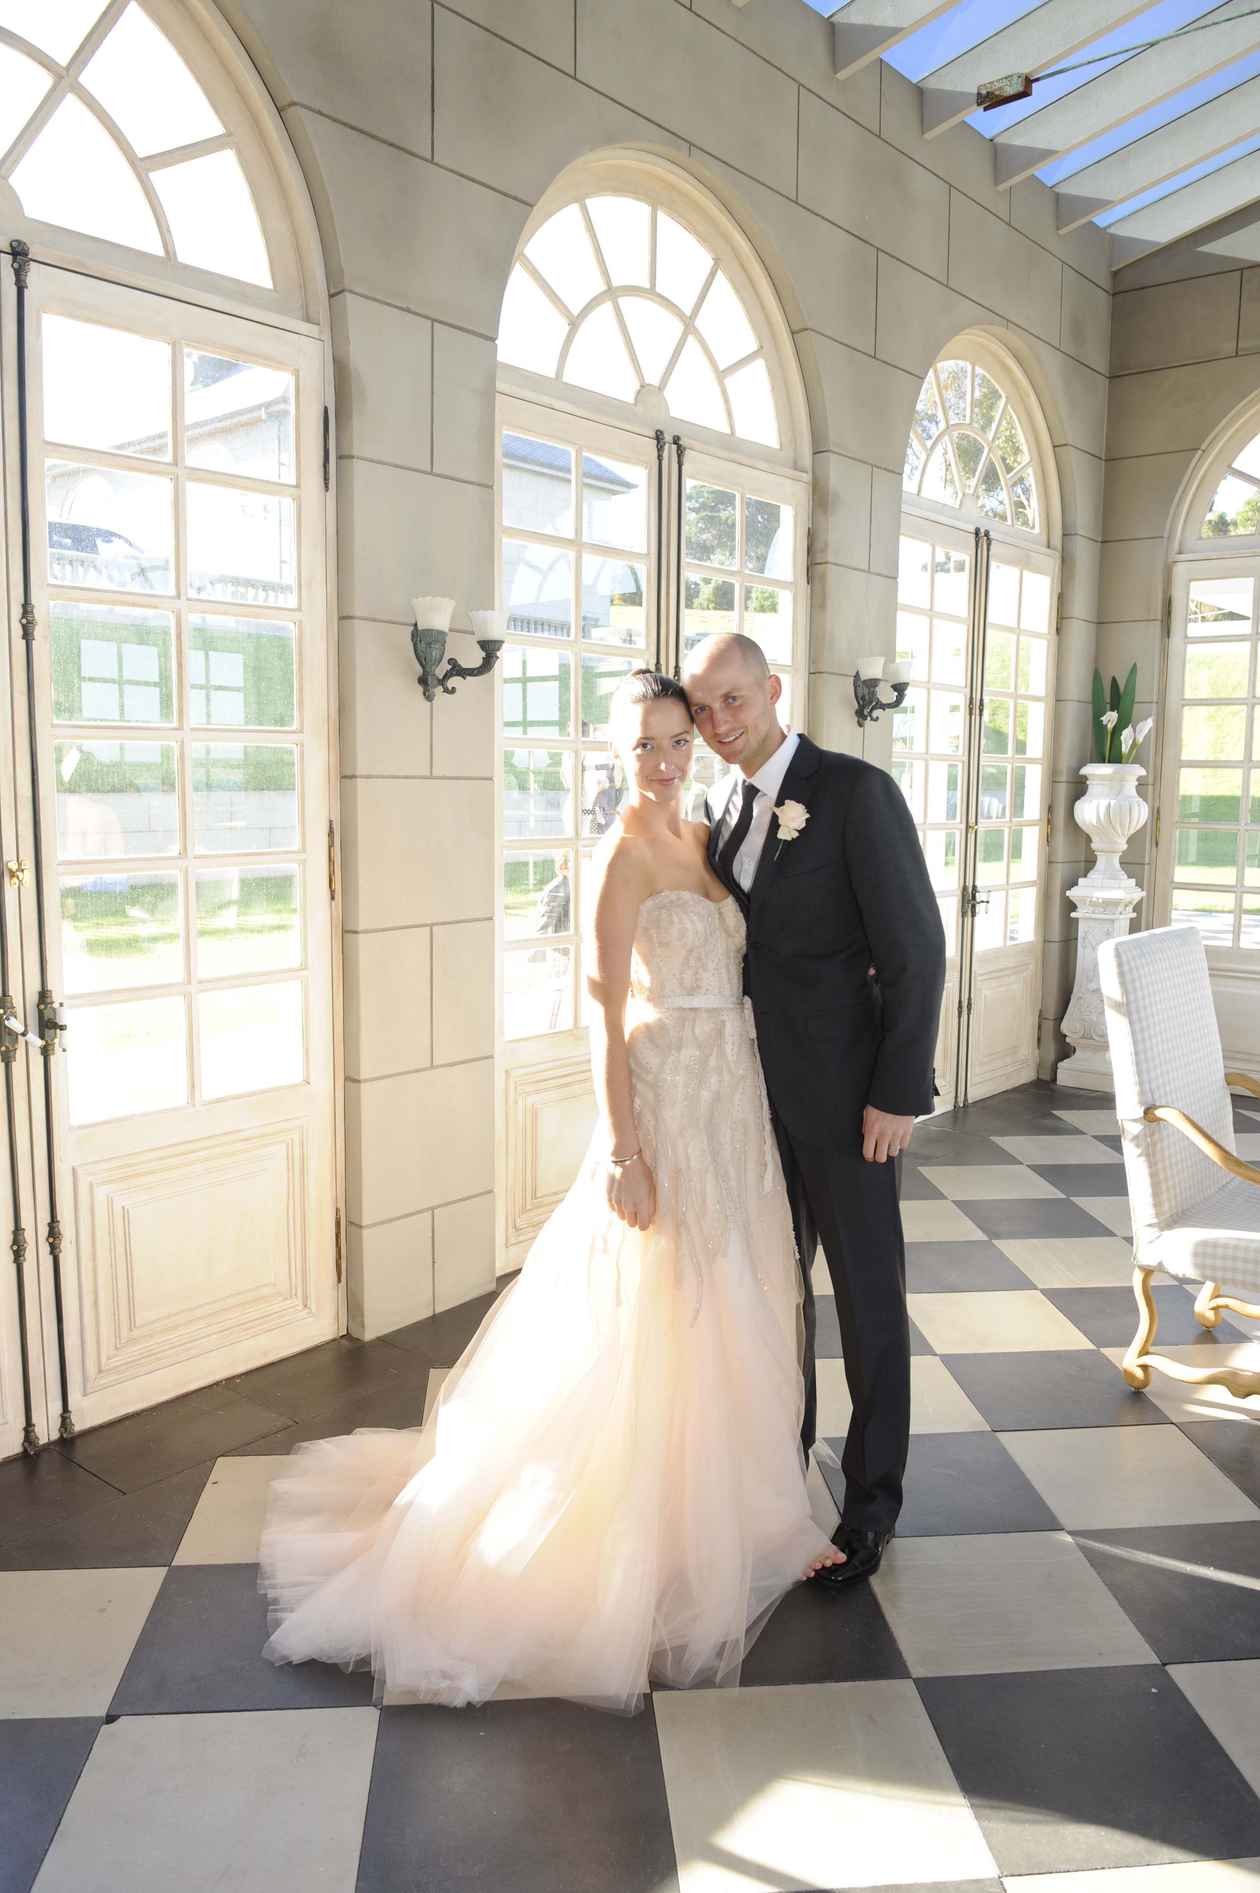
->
[258,668,842,1714]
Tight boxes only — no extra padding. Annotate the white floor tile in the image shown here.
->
[918,1164,1064,1201]
[994,1134,1120,1166]
[1075,1196,1133,1238]
[1000,1425,1260,1530]
[816,1356,988,1437]
[422,1366,448,1422]
[900,1200,987,1243]
[805,1455,839,1536]
[997,1236,1137,1288]
[1234,1134,1260,1160]
[32,1708,378,1893]
[174,1456,291,1565]
[871,1530,1156,1677]
[908,1290,1093,1354]
[653,1678,997,1892]
[1053,1109,1121,1134]
[1169,1661,1260,1800]
[1101,1344,1260,1426]
[0,1568,164,1717]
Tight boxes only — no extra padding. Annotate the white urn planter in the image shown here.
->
[1057,762,1149,1090]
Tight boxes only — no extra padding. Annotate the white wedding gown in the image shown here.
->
[258,889,834,1713]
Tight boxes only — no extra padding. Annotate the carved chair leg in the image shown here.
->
[1194,1281,1223,1328]
[1122,1266,1158,1390]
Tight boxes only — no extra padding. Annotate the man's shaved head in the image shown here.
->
[681,632,785,778]
[682,631,769,685]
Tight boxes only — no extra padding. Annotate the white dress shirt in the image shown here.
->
[716,728,801,893]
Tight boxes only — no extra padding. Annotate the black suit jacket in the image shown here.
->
[706,734,946,1142]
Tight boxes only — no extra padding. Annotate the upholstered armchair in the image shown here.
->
[1097,924,1260,1401]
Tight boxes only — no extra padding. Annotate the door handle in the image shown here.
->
[3,1011,43,1049]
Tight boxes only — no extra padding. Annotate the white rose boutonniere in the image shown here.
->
[773,798,809,859]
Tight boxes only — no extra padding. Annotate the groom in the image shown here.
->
[683,634,946,1587]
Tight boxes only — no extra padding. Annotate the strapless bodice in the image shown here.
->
[630,889,746,1010]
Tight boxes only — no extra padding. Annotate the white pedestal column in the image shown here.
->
[1057,762,1148,1092]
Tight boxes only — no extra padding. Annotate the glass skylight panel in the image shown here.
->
[525,204,604,317]
[13,95,162,253]
[81,2,223,157]
[1096,129,1260,224]
[152,150,271,285]
[0,0,107,64]
[586,195,651,288]
[1038,47,1260,186]
[879,0,1047,82]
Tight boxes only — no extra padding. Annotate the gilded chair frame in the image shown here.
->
[1122,1072,1260,1401]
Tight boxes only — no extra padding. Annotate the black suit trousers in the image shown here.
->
[774,1114,909,1533]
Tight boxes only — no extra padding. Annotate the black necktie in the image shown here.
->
[717,780,759,884]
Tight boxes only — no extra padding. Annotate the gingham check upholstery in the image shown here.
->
[1098,925,1259,1293]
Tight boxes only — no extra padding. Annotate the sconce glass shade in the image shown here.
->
[469,608,506,642]
[412,594,455,632]
[857,654,885,680]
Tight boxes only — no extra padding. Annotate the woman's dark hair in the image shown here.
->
[610,668,693,720]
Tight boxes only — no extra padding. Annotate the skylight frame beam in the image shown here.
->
[1109,143,1260,263]
[991,0,1260,190]
[1055,71,1260,231]
[919,0,1152,141]
[831,0,957,79]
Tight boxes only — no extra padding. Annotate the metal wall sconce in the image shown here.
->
[852,654,910,725]
[410,596,504,703]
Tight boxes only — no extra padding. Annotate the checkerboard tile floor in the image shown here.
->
[4,1080,1260,1893]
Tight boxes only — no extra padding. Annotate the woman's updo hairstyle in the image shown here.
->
[609,668,693,722]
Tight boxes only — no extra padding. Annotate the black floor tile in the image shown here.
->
[1179,1419,1260,1506]
[0,1438,126,1533]
[917,1664,1260,1875]
[736,1576,909,1686]
[959,1196,1118,1240]
[1044,1284,1251,1349]
[1075,1521,1260,1664]
[359,1697,679,1893]
[226,1373,431,1457]
[109,1563,375,1715]
[221,1335,413,1421]
[381,1283,508,1365]
[1028,1162,1131,1197]
[55,1384,290,1492]
[0,1460,212,1570]
[822,1431,1059,1537]
[0,1719,100,1893]
[906,1240,1033,1293]
[941,1349,1169,1432]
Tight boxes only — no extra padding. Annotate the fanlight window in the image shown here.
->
[904,358,1039,533]
[1200,431,1260,539]
[0,1,272,287]
[498,195,780,449]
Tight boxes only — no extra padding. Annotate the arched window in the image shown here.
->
[1159,407,1260,962]
[1198,430,1260,541]
[896,341,1059,1106]
[495,159,810,1265]
[904,356,1041,536]
[499,189,797,458]
[0,0,307,312]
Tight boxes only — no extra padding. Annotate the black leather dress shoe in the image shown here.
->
[810,1523,894,1591]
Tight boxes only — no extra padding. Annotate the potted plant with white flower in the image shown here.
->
[1072,664,1155,890]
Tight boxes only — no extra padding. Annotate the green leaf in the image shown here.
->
[1092,669,1106,762]
[1117,661,1138,739]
